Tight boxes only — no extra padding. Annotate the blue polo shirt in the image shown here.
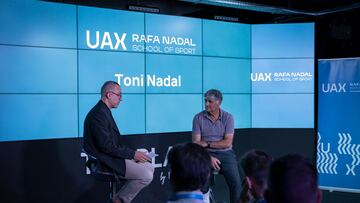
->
[192,108,234,151]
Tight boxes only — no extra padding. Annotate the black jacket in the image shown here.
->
[83,100,135,177]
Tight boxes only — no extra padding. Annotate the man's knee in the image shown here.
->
[141,163,154,182]
[144,169,154,182]
[222,169,241,189]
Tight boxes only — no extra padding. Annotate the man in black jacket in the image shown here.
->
[84,81,154,203]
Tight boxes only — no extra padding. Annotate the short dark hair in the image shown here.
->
[204,89,223,102]
[100,81,119,98]
[267,154,319,203]
[240,149,272,187]
[168,142,212,192]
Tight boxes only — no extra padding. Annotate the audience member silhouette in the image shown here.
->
[265,154,322,203]
[167,143,212,203]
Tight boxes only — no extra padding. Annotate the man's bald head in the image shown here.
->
[101,81,119,99]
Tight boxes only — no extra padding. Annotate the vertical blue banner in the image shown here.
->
[318,58,360,192]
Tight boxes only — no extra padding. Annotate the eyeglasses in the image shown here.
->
[109,91,122,98]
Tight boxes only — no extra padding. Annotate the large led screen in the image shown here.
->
[251,23,314,128]
[0,0,314,141]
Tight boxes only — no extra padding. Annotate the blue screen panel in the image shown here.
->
[146,54,202,93]
[0,94,77,141]
[203,20,250,58]
[203,57,251,93]
[252,23,314,58]
[0,45,77,93]
[79,94,145,136]
[252,94,314,128]
[78,50,145,94]
[145,14,202,55]
[220,94,251,128]
[251,58,314,93]
[146,94,202,133]
[78,6,144,52]
[0,0,76,48]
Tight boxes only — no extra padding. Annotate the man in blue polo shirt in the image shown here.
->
[192,89,241,203]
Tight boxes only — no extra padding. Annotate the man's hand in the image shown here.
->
[199,141,208,148]
[211,156,221,170]
[134,151,151,163]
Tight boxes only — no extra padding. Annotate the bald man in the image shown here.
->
[84,81,154,203]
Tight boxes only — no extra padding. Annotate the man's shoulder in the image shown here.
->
[86,101,108,119]
[220,109,233,120]
[194,110,207,119]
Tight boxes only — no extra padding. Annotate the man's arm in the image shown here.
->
[192,115,207,147]
[192,114,222,169]
[193,133,221,170]
[192,132,233,149]
[192,133,207,148]
[207,133,234,149]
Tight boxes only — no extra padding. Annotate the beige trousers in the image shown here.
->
[116,160,154,203]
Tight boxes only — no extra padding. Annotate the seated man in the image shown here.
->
[238,150,272,203]
[167,142,212,203]
[192,89,241,203]
[83,81,154,203]
[265,154,322,203]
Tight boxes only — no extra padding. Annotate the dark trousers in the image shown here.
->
[206,149,241,203]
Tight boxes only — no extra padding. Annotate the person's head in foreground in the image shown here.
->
[168,142,212,192]
[240,149,272,202]
[265,154,322,203]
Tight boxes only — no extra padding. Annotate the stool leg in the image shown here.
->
[109,182,113,200]
[112,181,117,199]
[209,187,216,203]
[209,173,216,203]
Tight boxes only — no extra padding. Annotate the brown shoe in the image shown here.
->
[112,195,122,203]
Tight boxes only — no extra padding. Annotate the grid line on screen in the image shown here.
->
[0,2,314,141]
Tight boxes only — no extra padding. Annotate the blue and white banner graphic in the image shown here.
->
[318,58,360,193]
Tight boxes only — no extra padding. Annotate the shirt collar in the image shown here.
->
[170,191,204,201]
[204,108,223,121]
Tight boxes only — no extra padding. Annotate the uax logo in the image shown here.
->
[321,83,347,93]
[251,72,272,82]
[86,30,127,50]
